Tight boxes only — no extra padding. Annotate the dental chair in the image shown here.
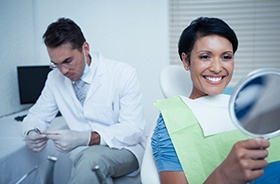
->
[141,65,192,184]
[159,65,192,98]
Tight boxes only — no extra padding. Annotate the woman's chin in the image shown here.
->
[206,89,224,96]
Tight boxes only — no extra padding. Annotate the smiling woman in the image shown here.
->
[178,17,238,100]
[182,35,234,99]
[151,17,279,184]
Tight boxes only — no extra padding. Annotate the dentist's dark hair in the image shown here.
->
[43,17,86,52]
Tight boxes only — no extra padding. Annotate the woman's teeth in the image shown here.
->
[205,76,222,82]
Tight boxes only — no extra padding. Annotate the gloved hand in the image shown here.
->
[45,130,91,153]
[24,130,48,152]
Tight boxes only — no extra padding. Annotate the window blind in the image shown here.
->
[169,0,280,86]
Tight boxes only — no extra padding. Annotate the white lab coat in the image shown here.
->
[22,52,146,165]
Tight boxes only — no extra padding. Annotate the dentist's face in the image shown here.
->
[182,35,234,99]
[47,42,89,82]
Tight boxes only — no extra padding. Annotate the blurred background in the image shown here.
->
[0,0,279,129]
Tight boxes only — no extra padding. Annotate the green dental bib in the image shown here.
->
[155,96,280,184]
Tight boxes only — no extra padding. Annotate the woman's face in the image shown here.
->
[183,35,234,99]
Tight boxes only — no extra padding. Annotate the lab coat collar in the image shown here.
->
[63,52,104,107]
[82,53,96,85]
[83,52,105,102]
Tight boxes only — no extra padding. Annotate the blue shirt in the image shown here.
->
[151,114,182,172]
[151,114,280,183]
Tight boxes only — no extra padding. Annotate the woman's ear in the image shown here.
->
[181,53,190,71]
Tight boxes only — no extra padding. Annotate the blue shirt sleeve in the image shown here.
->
[151,114,183,172]
[249,161,280,184]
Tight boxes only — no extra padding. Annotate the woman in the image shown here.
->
[151,17,280,184]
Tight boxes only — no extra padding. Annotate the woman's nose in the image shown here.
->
[209,59,222,73]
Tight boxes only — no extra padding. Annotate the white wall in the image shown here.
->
[0,0,168,128]
[0,0,36,116]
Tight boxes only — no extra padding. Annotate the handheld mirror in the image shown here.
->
[229,68,280,139]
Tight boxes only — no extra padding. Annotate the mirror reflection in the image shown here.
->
[230,68,280,138]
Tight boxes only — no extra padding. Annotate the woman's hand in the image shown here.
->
[207,138,270,184]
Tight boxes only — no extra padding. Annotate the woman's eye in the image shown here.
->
[223,55,232,60]
[199,55,210,60]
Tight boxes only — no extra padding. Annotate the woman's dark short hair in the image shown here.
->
[178,17,238,62]
[43,18,86,51]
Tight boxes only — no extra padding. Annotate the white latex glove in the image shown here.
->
[45,130,91,153]
[24,130,48,152]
